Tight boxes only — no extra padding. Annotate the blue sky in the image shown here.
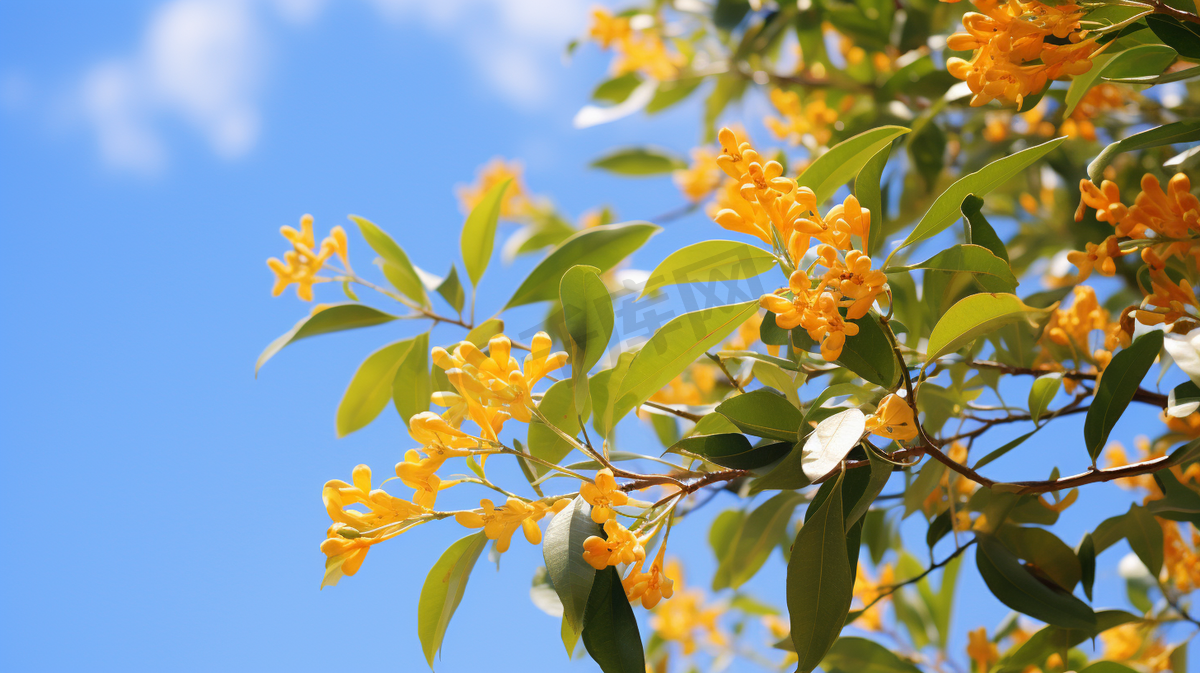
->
[0,1,1185,672]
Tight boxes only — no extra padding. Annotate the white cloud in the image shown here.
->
[77,0,264,173]
[70,0,585,172]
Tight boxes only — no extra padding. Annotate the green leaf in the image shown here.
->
[802,408,867,482]
[975,535,1096,632]
[418,532,489,668]
[788,472,854,673]
[1078,533,1096,601]
[528,379,590,477]
[857,144,891,257]
[798,126,911,204]
[996,525,1082,591]
[435,266,465,313]
[974,429,1038,470]
[751,441,814,493]
[962,194,1010,263]
[592,72,644,104]
[393,331,431,427]
[925,293,1053,365]
[612,300,760,424]
[460,178,511,286]
[581,566,646,673]
[589,146,686,176]
[337,339,417,437]
[640,240,778,299]
[1146,15,1200,60]
[544,496,602,634]
[1085,330,1163,461]
[821,636,923,673]
[1089,120,1200,182]
[894,138,1065,254]
[256,303,399,375]
[645,77,703,114]
[753,360,803,405]
[893,244,1017,291]
[590,350,636,438]
[561,265,614,416]
[1028,373,1063,424]
[669,433,791,470]
[904,459,946,518]
[715,491,805,590]
[997,610,1139,672]
[350,215,429,306]
[716,389,804,441]
[838,313,900,387]
[846,447,893,528]
[1101,44,1177,80]
[1124,503,1164,577]
[506,222,659,308]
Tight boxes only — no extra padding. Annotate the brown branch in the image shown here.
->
[1006,454,1176,495]
[639,400,705,423]
[965,360,1168,408]
[857,540,978,613]
[1151,0,1200,25]
[620,468,749,494]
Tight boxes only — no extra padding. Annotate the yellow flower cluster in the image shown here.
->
[1039,285,1130,371]
[1163,518,1200,593]
[1101,623,1172,671]
[587,8,684,81]
[966,627,1000,672]
[580,467,631,523]
[455,497,568,552]
[946,0,1100,108]
[456,158,531,219]
[431,332,568,442]
[583,518,646,569]
[649,560,726,656]
[764,88,845,147]
[851,562,895,631]
[321,464,426,581]
[267,214,349,301]
[710,127,882,362]
[1073,173,1200,326]
[673,147,723,203]
[1061,84,1128,140]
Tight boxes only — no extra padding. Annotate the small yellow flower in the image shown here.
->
[455,497,566,553]
[673,147,723,203]
[320,464,424,581]
[623,554,675,609]
[866,393,918,442]
[582,519,647,569]
[581,468,630,523]
[456,158,530,219]
[966,627,999,672]
[267,214,349,301]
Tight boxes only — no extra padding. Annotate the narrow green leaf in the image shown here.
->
[973,429,1038,470]
[895,138,1065,254]
[788,472,854,673]
[962,194,1010,263]
[592,72,644,104]
[716,491,805,590]
[997,610,1138,672]
[975,535,1096,632]
[528,379,590,477]
[669,433,791,470]
[1124,504,1164,577]
[821,636,922,673]
[997,525,1082,591]
[350,215,429,306]
[561,265,614,417]
[751,441,814,493]
[544,496,602,634]
[798,126,911,204]
[393,331,431,427]
[581,566,646,673]
[256,304,399,375]
[1078,533,1096,601]
[1146,15,1200,60]
[857,144,891,257]
[925,293,1053,365]
[418,532,489,668]
[1028,373,1063,424]
[589,146,686,176]
[435,266,465,313]
[506,222,659,308]
[716,389,804,441]
[337,339,416,437]
[893,244,1017,291]
[613,300,760,424]
[904,459,946,518]
[1089,120,1200,182]
[1084,330,1163,461]
[460,179,511,285]
[802,408,867,482]
[846,446,893,528]
[1100,44,1177,80]
[640,240,778,299]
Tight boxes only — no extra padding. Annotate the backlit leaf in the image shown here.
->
[544,496,602,634]
[639,240,778,299]
[798,126,911,204]
[337,338,416,437]
[460,179,510,285]
[506,222,659,308]
[256,303,399,375]
[925,293,1053,366]
[802,408,867,482]
[418,532,489,668]
[716,388,804,441]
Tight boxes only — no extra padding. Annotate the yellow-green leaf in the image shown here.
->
[639,240,778,299]
[798,125,910,204]
[337,338,416,437]
[350,215,429,306]
[925,293,1053,366]
[460,179,511,285]
[256,303,399,375]
[417,532,489,669]
[506,222,659,308]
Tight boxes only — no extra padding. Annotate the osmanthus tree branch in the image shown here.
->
[1149,0,1200,25]
[965,360,1169,408]
[858,539,979,613]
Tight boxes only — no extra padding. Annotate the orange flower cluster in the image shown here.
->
[1039,285,1129,370]
[321,464,427,583]
[649,560,726,656]
[1073,173,1200,326]
[673,147,723,203]
[455,497,568,552]
[763,88,844,146]
[1061,84,1127,140]
[431,332,568,442]
[587,8,684,81]
[852,562,896,631]
[946,0,1100,108]
[455,158,532,219]
[709,128,883,361]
